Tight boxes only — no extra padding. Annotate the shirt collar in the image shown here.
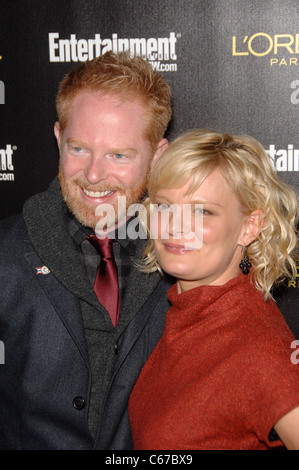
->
[68,212,137,256]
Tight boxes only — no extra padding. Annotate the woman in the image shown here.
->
[129,129,299,450]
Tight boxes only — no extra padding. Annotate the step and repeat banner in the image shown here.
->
[0,0,298,301]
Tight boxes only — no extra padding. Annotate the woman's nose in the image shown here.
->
[167,205,184,238]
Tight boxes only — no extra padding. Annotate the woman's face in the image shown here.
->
[152,168,248,293]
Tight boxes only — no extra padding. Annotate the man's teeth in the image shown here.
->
[83,189,114,198]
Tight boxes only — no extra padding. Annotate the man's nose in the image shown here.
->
[85,155,110,184]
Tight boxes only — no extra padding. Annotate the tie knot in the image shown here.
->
[88,235,114,260]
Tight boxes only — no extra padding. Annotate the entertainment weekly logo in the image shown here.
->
[0,52,4,104]
[0,144,17,182]
[48,32,179,72]
[94,197,203,250]
[266,145,299,172]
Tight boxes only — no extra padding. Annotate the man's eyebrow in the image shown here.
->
[108,147,138,155]
[66,139,138,155]
[66,138,88,147]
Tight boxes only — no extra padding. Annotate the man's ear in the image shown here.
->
[151,138,168,168]
[54,122,62,150]
[239,210,264,246]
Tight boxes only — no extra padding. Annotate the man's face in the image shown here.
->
[55,91,165,231]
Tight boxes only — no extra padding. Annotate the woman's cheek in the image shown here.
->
[201,220,218,244]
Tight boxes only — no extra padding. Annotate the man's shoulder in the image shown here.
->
[0,213,27,243]
[0,178,61,250]
[23,178,61,222]
[0,179,61,239]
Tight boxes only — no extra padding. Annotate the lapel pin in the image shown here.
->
[36,266,51,275]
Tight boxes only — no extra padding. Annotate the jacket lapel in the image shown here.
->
[23,178,106,312]
[118,237,162,326]
[23,239,90,365]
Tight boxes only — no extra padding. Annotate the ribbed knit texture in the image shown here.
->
[129,274,299,450]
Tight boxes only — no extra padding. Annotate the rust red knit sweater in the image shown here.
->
[129,274,299,450]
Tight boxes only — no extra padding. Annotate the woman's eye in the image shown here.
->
[193,206,213,216]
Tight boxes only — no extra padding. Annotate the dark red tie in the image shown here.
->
[88,235,120,327]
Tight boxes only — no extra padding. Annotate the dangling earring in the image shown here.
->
[239,247,251,275]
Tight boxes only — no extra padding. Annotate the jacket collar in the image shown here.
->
[23,178,162,324]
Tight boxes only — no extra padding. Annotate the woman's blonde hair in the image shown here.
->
[141,129,299,300]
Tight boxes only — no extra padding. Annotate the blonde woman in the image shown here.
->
[129,129,299,450]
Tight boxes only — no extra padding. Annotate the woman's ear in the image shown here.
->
[151,139,168,168]
[239,210,264,246]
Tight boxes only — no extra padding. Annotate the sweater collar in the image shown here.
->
[168,274,249,307]
[166,274,251,331]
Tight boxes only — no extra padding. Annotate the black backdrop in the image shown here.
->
[1,0,298,295]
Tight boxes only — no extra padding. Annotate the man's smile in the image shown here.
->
[82,188,115,198]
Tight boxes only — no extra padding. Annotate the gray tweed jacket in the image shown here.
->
[0,179,173,449]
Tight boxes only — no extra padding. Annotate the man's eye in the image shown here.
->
[159,203,170,210]
[71,147,83,153]
[114,153,125,159]
[154,203,172,211]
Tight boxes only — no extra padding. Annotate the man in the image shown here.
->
[0,52,172,449]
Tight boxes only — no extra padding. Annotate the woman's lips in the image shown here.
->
[163,242,196,254]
